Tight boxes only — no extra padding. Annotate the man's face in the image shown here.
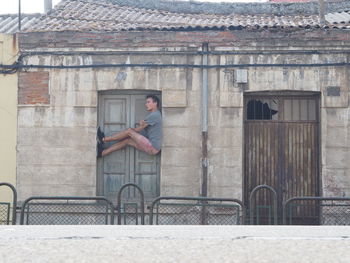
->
[145,98,157,111]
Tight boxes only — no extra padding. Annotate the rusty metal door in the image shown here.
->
[244,92,320,224]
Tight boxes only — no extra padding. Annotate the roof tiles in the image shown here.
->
[21,0,350,32]
[0,14,41,34]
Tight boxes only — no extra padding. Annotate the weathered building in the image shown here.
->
[14,0,350,217]
[0,33,18,207]
[0,15,41,224]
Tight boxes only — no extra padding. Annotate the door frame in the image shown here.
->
[96,89,161,200]
[242,90,322,223]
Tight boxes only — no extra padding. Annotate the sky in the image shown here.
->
[0,0,61,14]
[0,0,268,14]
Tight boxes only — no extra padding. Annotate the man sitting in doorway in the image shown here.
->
[97,95,162,157]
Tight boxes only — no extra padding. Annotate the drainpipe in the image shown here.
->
[201,43,209,198]
[44,0,53,13]
[319,0,325,26]
[18,0,21,31]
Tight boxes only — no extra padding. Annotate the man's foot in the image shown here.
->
[97,141,104,158]
[97,126,105,144]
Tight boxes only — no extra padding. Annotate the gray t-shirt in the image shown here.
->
[140,110,162,151]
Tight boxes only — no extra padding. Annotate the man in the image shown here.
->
[97,95,162,157]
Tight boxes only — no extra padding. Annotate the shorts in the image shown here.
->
[132,132,159,155]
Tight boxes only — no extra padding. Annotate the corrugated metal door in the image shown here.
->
[244,93,320,224]
[97,92,160,203]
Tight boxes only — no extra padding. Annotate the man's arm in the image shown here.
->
[133,120,148,133]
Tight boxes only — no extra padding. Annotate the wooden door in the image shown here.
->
[131,95,160,199]
[97,92,160,203]
[244,92,320,224]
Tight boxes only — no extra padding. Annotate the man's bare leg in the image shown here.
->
[103,128,135,143]
[102,137,138,156]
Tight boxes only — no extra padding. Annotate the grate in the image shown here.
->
[20,197,114,225]
[0,203,10,225]
[284,197,350,225]
[150,197,245,225]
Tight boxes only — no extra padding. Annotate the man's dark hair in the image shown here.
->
[146,95,160,108]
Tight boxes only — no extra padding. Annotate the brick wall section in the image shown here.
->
[18,71,50,105]
[18,30,350,50]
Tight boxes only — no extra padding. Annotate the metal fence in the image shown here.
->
[149,196,245,225]
[6,181,350,225]
[20,196,115,225]
[0,202,11,225]
[249,185,278,225]
[0,183,17,225]
[283,197,350,225]
[117,183,145,225]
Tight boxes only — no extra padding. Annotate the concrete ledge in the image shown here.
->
[1,226,350,262]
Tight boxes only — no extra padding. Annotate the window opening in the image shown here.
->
[283,98,316,121]
[247,99,278,120]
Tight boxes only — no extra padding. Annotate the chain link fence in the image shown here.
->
[0,183,17,225]
[0,202,10,225]
[283,197,350,225]
[321,202,350,225]
[20,197,115,225]
[5,181,350,225]
[119,202,142,225]
[149,197,245,225]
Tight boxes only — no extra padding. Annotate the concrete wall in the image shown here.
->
[16,30,350,201]
[16,55,202,200]
[214,53,350,198]
[0,34,18,202]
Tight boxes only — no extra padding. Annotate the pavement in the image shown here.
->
[1,225,350,263]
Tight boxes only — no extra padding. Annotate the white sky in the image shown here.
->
[0,0,61,14]
[0,0,268,14]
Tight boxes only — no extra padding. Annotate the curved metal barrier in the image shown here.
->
[117,183,145,225]
[0,182,17,225]
[283,196,350,225]
[249,184,278,225]
[149,196,245,225]
[20,196,115,225]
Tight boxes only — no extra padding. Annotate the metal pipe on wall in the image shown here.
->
[319,0,325,25]
[201,42,209,198]
[44,0,53,13]
[18,0,21,31]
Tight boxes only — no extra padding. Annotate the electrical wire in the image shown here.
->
[1,62,349,71]
[1,53,349,74]
[0,55,23,74]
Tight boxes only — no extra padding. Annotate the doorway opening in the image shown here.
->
[244,91,320,224]
[97,90,161,203]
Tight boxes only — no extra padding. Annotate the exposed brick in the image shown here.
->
[18,30,350,50]
[18,72,50,105]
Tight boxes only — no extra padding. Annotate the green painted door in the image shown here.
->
[97,91,160,203]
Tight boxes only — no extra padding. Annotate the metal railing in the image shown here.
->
[117,183,145,225]
[20,196,115,225]
[149,196,245,225]
[283,197,350,225]
[249,185,278,225]
[9,182,350,226]
[0,182,17,225]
